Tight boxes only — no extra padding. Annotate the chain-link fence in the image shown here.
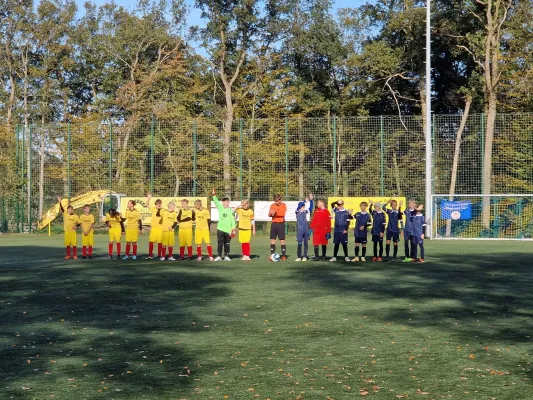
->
[1,114,533,233]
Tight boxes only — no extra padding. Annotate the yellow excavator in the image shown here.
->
[38,191,208,230]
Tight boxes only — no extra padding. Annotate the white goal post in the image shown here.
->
[431,194,533,240]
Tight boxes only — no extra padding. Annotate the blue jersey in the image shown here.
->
[384,206,403,233]
[411,213,426,237]
[404,208,416,234]
[354,211,371,238]
[295,200,314,234]
[332,207,351,233]
[370,210,386,235]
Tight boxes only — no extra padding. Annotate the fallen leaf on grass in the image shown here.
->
[360,389,369,395]
[468,354,476,360]
[396,395,408,398]
[22,386,30,390]
[416,389,430,395]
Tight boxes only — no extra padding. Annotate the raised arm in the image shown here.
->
[57,196,65,213]
[146,193,152,208]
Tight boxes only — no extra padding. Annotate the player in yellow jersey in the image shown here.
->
[79,204,95,259]
[160,202,178,261]
[146,193,164,259]
[235,199,256,261]
[105,208,125,259]
[177,199,195,260]
[123,200,143,260]
[194,199,213,262]
[57,196,80,259]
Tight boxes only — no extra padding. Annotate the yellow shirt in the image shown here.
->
[105,213,123,229]
[195,208,210,231]
[63,212,80,232]
[178,208,194,230]
[150,206,164,227]
[162,210,178,232]
[236,208,254,230]
[125,208,141,229]
[79,213,95,232]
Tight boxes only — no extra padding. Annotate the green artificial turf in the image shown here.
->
[0,235,532,400]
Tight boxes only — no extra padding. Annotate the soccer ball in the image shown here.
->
[271,253,280,262]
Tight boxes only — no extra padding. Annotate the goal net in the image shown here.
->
[431,195,533,239]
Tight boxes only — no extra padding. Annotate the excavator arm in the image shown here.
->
[38,190,111,230]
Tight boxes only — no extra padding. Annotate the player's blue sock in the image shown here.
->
[362,246,366,257]
[303,240,308,257]
[419,243,425,259]
[386,243,390,257]
[355,246,359,257]
[297,242,302,258]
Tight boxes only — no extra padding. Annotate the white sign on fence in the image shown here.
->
[253,201,310,222]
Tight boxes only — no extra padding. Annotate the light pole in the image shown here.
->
[425,0,433,238]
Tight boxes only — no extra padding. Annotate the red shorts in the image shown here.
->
[313,230,329,246]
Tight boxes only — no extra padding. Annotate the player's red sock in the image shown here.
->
[157,243,162,257]
[73,246,77,257]
[244,243,251,256]
[116,243,121,256]
[187,246,192,258]
[108,243,113,256]
[241,243,245,256]
[168,246,173,257]
[133,244,137,256]
[207,245,213,257]
[89,246,93,256]
[66,247,71,257]
[161,247,167,257]
[197,246,202,257]
[126,244,131,256]
[82,246,87,257]
[148,242,154,256]
[180,246,185,258]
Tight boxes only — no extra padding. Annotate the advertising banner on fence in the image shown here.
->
[254,201,309,222]
[440,201,472,220]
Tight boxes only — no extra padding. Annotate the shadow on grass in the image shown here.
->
[289,251,533,371]
[0,245,230,399]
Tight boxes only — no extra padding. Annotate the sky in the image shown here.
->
[75,0,368,29]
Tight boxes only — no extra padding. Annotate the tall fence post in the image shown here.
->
[332,116,337,195]
[67,122,71,200]
[21,125,25,231]
[239,118,244,199]
[15,126,20,233]
[480,113,485,194]
[150,116,155,193]
[108,124,113,192]
[193,119,197,197]
[285,118,289,199]
[28,124,32,233]
[379,115,385,196]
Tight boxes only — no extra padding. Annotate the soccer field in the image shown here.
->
[1,235,532,400]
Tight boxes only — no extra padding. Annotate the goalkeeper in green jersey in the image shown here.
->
[211,188,237,261]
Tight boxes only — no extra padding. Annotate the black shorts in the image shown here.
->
[386,231,400,242]
[333,231,349,244]
[270,222,286,240]
[354,236,367,244]
[372,234,383,242]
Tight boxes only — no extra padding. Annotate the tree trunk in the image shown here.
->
[482,93,497,228]
[393,151,401,195]
[223,88,233,198]
[445,96,472,237]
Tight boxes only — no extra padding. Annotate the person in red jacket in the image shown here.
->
[310,199,331,261]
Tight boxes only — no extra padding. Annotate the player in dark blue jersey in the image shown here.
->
[352,202,372,262]
[402,199,418,262]
[330,199,352,262]
[369,201,386,261]
[410,205,426,263]
[383,199,404,262]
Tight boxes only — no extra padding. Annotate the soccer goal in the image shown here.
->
[431,194,533,240]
